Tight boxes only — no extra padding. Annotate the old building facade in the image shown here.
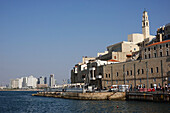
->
[71,11,170,90]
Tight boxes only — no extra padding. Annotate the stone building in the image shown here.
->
[71,11,170,90]
[98,41,139,62]
[100,56,169,89]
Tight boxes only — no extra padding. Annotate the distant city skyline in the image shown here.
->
[0,0,170,85]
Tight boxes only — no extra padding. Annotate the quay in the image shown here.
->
[32,91,170,102]
[126,92,170,102]
[32,91,126,100]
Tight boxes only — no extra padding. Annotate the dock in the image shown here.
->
[126,92,170,102]
[32,91,170,102]
[32,91,126,100]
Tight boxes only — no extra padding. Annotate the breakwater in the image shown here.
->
[32,92,126,100]
[32,91,170,102]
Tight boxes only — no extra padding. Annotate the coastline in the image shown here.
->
[0,89,43,91]
[32,91,170,102]
[32,91,126,100]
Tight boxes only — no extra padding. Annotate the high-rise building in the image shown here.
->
[22,77,27,88]
[10,78,23,89]
[49,74,55,88]
[18,77,23,88]
[27,75,37,88]
[10,79,19,89]
[38,76,44,84]
[44,77,47,84]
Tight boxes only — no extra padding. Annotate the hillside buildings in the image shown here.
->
[71,11,170,90]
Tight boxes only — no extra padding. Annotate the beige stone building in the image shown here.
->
[100,56,170,89]
[71,11,170,90]
[98,41,139,62]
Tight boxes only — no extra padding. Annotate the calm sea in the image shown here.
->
[0,91,169,113]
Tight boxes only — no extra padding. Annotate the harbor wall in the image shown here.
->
[32,92,126,100]
[32,91,170,102]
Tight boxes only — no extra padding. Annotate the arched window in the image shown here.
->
[146,22,148,26]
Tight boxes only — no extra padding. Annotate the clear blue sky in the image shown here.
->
[0,0,169,85]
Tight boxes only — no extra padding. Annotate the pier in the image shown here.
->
[32,91,126,100]
[32,91,170,102]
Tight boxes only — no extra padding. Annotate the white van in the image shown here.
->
[118,85,129,92]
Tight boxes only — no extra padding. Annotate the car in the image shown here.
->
[147,88,155,92]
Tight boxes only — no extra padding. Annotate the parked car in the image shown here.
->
[147,88,155,92]
[110,85,118,92]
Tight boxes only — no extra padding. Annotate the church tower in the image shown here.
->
[142,10,150,39]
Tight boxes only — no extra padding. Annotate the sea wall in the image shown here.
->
[32,92,126,100]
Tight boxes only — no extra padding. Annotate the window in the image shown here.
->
[130,70,132,75]
[114,56,116,59]
[156,67,158,73]
[127,71,129,76]
[127,80,129,83]
[138,69,140,75]
[116,72,118,77]
[167,50,169,56]
[116,80,118,84]
[154,53,157,58]
[106,74,107,78]
[148,48,150,51]
[145,55,147,59]
[160,51,162,57]
[142,69,144,74]
[109,74,110,78]
[151,68,153,73]
[146,22,148,26]
[153,78,156,82]
[140,79,142,83]
[148,54,151,58]
[106,81,108,84]
[134,48,136,51]
[145,48,146,52]
[154,47,156,50]
[90,70,93,78]
[160,45,162,49]
[166,44,168,48]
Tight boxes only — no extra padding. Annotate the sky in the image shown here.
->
[0,0,170,85]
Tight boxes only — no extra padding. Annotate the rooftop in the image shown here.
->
[146,39,170,47]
